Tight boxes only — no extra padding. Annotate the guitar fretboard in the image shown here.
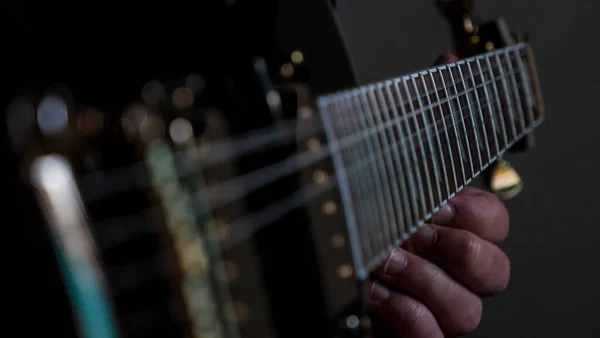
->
[317,43,544,277]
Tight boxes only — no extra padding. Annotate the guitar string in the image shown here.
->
[21,46,538,290]
[345,47,539,271]
[90,55,541,271]
[93,89,536,256]
[204,48,519,217]
[222,119,544,263]
[157,67,523,210]
[83,50,539,280]
[99,114,544,281]
[78,51,525,205]
[79,52,534,260]
[88,50,522,178]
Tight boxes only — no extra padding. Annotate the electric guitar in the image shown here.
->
[4,1,545,337]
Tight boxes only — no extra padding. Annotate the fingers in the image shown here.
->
[372,248,483,336]
[435,52,459,65]
[369,281,444,338]
[409,224,511,296]
[432,187,510,243]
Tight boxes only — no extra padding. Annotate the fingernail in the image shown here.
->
[410,225,437,254]
[433,203,454,225]
[370,282,390,302]
[384,249,407,276]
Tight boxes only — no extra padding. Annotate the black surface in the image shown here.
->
[336,0,600,337]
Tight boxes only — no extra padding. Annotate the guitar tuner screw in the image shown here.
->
[322,200,337,215]
[37,94,69,135]
[345,315,360,329]
[298,106,313,119]
[331,234,346,248]
[172,86,195,109]
[169,117,194,145]
[291,50,304,64]
[280,63,294,77]
[337,264,353,279]
[306,138,321,151]
[312,170,328,183]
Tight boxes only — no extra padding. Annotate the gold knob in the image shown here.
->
[489,157,523,200]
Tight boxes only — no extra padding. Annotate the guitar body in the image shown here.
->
[4,1,544,337]
[5,1,367,337]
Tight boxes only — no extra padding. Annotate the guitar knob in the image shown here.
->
[487,157,523,200]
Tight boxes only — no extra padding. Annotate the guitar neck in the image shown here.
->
[316,42,545,276]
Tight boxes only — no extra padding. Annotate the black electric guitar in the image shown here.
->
[4,1,545,337]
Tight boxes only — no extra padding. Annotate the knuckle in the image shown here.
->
[404,300,432,337]
[459,231,483,270]
[421,263,443,293]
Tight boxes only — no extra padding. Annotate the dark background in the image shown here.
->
[335,1,599,337]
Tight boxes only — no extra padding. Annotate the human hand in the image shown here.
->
[368,187,511,337]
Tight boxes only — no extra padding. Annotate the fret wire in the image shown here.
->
[393,79,427,224]
[385,81,419,235]
[344,92,387,261]
[438,66,467,187]
[76,50,528,213]
[354,90,394,254]
[367,85,402,245]
[375,84,410,239]
[222,55,534,262]
[401,79,434,219]
[457,62,484,175]
[192,67,520,212]
[494,53,519,140]
[67,48,542,272]
[485,54,509,148]
[94,93,519,262]
[205,78,510,217]
[466,61,492,166]
[404,78,436,214]
[222,94,501,257]
[412,75,444,208]
[513,49,537,126]
[447,65,475,180]
[318,98,366,275]
[385,82,419,233]
[76,48,525,206]
[335,97,374,264]
[475,57,501,155]
[449,66,473,178]
[502,51,527,135]
[428,70,457,195]
[420,72,450,204]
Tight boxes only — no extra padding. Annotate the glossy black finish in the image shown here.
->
[3,0,367,337]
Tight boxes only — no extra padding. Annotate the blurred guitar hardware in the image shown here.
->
[3,0,544,337]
